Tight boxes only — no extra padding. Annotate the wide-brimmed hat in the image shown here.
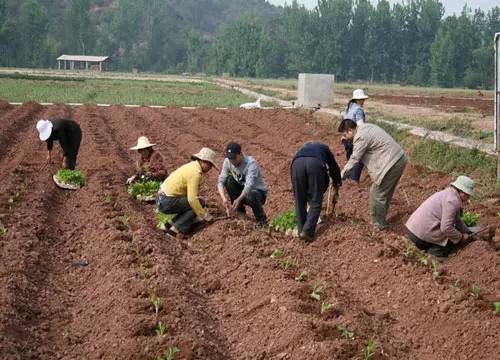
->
[130,136,156,150]
[36,119,53,141]
[451,175,474,196]
[192,147,218,169]
[352,89,369,100]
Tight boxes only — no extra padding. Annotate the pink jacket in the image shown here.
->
[405,187,469,247]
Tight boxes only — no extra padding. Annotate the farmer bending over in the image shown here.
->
[127,136,167,183]
[36,119,82,170]
[156,147,216,239]
[291,142,342,242]
[405,176,477,259]
[217,142,268,226]
[339,119,407,230]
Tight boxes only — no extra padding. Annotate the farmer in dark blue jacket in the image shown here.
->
[291,142,342,242]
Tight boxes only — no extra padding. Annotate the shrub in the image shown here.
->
[56,169,85,187]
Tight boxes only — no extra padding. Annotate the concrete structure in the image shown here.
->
[297,73,335,108]
[495,33,500,180]
[57,55,110,71]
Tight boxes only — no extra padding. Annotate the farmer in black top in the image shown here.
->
[36,119,82,170]
[291,142,342,242]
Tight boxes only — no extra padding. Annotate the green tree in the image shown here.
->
[63,0,95,54]
[348,0,373,80]
[366,0,393,82]
[186,29,203,74]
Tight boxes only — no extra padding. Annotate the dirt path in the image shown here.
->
[0,105,498,359]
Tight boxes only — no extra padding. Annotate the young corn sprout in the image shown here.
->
[310,282,322,301]
[155,321,167,337]
[336,324,355,339]
[320,302,333,314]
[362,338,376,360]
[471,284,482,299]
[270,249,284,259]
[295,270,308,282]
[150,295,163,315]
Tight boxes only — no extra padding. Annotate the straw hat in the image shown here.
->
[36,119,53,141]
[192,147,218,169]
[352,89,369,100]
[130,136,156,150]
[451,176,474,196]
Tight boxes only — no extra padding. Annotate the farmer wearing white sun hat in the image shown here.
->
[405,176,477,258]
[156,147,218,238]
[341,89,369,183]
[36,119,82,170]
[126,136,167,184]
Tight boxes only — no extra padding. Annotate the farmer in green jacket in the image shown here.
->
[338,119,407,230]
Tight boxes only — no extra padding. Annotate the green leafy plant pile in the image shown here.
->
[270,209,297,232]
[127,180,161,201]
[462,211,480,227]
[56,169,86,187]
[156,211,175,230]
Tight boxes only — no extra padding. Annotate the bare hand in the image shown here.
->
[222,198,231,216]
[230,199,241,215]
[204,212,214,222]
[126,175,137,185]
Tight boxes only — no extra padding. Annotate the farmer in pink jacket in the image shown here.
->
[405,176,475,258]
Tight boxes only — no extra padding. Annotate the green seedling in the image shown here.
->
[431,259,441,277]
[155,321,167,337]
[462,211,480,227]
[0,225,7,236]
[310,282,322,301]
[336,324,355,339]
[493,302,500,315]
[471,284,482,299]
[362,338,376,360]
[269,209,297,232]
[55,169,86,187]
[417,252,429,266]
[166,346,180,360]
[155,346,180,360]
[150,295,163,315]
[8,191,20,204]
[104,192,113,204]
[137,265,149,280]
[450,279,461,289]
[282,256,295,270]
[320,302,333,314]
[120,213,129,227]
[270,249,284,259]
[295,270,308,282]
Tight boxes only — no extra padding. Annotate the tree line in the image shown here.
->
[0,0,499,89]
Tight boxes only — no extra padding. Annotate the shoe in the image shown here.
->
[299,232,315,242]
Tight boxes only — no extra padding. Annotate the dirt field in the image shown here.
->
[0,102,499,360]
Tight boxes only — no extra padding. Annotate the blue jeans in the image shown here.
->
[342,139,363,182]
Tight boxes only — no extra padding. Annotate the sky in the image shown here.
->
[267,0,499,15]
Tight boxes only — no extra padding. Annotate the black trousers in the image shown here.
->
[291,157,329,237]
[156,195,206,234]
[342,139,363,182]
[61,127,82,170]
[408,230,462,258]
[225,176,267,223]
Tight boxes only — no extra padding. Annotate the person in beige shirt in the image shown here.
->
[338,119,407,230]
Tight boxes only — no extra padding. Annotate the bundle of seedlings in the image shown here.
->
[270,209,298,236]
[462,211,480,227]
[53,169,86,190]
[127,180,161,202]
[155,210,175,231]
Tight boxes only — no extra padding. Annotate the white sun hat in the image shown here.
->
[36,119,53,141]
[191,147,218,169]
[130,136,156,150]
[451,175,475,196]
[352,89,369,100]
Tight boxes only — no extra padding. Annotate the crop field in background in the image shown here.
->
[0,73,252,107]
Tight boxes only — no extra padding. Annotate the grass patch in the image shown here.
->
[55,169,86,187]
[370,119,498,196]
[0,77,253,107]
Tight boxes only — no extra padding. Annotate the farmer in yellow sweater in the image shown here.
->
[156,148,217,239]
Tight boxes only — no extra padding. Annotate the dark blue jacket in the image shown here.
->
[293,142,342,187]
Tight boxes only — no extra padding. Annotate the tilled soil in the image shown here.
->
[0,104,499,360]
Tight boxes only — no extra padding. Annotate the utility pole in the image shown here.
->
[495,33,500,181]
